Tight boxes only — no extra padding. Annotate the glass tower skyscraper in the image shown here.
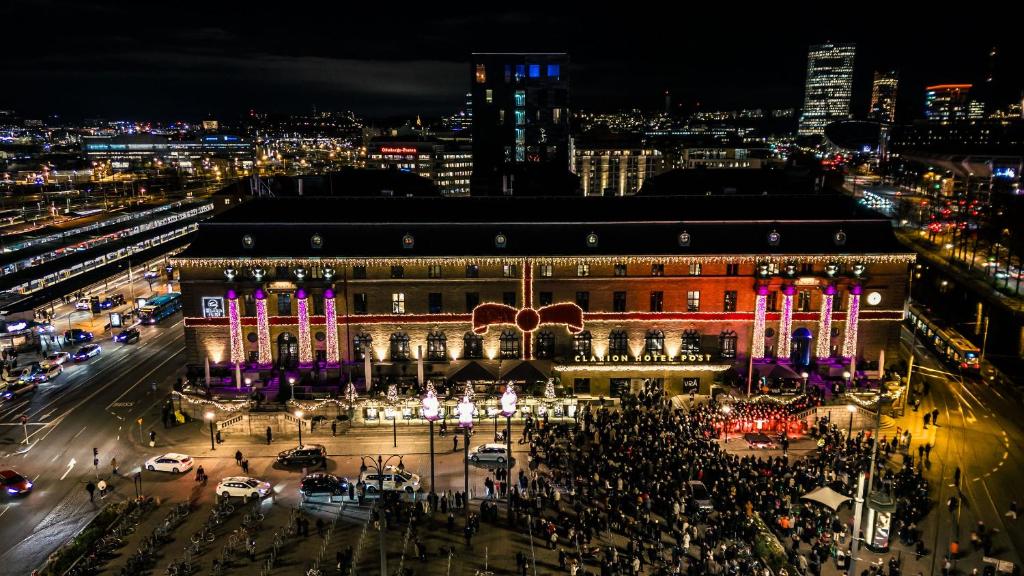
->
[799,43,856,136]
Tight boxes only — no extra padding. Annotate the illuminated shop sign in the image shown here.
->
[572,353,717,363]
[380,147,418,155]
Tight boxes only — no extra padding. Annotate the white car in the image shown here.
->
[216,476,272,500]
[75,298,91,311]
[145,453,194,473]
[42,352,71,369]
[359,466,421,493]
[27,364,62,383]
[469,443,510,464]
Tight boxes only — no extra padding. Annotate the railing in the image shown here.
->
[216,413,244,431]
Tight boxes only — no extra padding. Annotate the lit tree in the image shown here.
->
[345,382,358,406]
[544,377,556,401]
[386,383,399,406]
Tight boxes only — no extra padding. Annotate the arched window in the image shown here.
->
[390,332,410,361]
[681,329,701,354]
[608,330,629,356]
[354,333,373,360]
[644,330,665,355]
[426,331,447,361]
[499,330,521,359]
[573,331,592,358]
[535,331,555,359]
[719,330,738,359]
[463,332,483,359]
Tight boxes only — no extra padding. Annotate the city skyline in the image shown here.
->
[2,2,1020,121]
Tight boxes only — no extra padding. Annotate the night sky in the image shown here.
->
[3,1,1020,122]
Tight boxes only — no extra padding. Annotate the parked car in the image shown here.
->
[1,367,31,384]
[744,433,775,449]
[469,443,510,464]
[26,363,62,383]
[73,344,102,361]
[0,469,33,495]
[145,453,193,473]
[114,327,140,344]
[359,466,421,493]
[64,329,94,344]
[687,480,714,511]
[75,298,91,311]
[41,352,71,369]
[300,473,350,498]
[276,444,327,467]
[216,476,272,500]
[1,380,38,400]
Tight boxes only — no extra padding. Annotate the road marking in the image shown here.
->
[72,426,88,440]
[0,505,10,520]
[60,458,76,480]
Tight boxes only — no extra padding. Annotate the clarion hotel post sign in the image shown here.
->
[573,353,717,363]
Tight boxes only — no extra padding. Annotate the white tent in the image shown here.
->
[801,486,852,511]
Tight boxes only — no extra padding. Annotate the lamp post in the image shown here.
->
[500,384,518,517]
[387,384,399,448]
[843,370,852,394]
[847,404,856,438]
[288,376,296,401]
[359,454,405,576]
[721,404,732,442]
[457,387,475,530]
[800,371,809,395]
[295,409,304,447]
[205,411,215,450]
[421,384,440,498]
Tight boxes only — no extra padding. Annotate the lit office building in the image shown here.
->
[924,85,986,123]
[366,137,472,196]
[574,145,665,196]
[868,70,899,123]
[799,43,856,136]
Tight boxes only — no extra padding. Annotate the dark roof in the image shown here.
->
[447,361,498,382]
[176,194,911,260]
[259,169,441,197]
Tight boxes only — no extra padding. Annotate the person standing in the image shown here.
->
[266,426,273,445]
[331,420,337,436]
[235,450,243,467]
[86,481,96,502]
[932,408,940,427]
[110,457,119,476]
[241,459,249,474]
[453,434,459,452]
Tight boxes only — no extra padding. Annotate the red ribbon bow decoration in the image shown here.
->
[472,303,584,335]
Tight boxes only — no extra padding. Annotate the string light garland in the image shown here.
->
[255,296,272,364]
[816,293,834,359]
[751,291,768,359]
[554,363,732,373]
[842,291,861,359]
[324,291,339,363]
[173,391,251,412]
[296,290,313,364]
[227,296,244,364]
[777,289,794,360]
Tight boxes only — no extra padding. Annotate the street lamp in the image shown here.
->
[721,404,732,442]
[500,383,517,516]
[205,411,215,450]
[457,387,475,530]
[359,454,404,576]
[288,376,296,401]
[846,404,856,438]
[421,383,440,498]
[800,371,809,395]
[843,370,852,393]
[295,409,304,447]
[387,384,399,448]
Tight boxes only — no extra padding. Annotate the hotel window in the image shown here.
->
[573,331,592,357]
[528,64,540,78]
[651,263,664,276]
[390,265,404,279]
[577,263,589,277]
[800,263,814,274]
[353,333,372,360]
[466,264,479,278]
[650,291,663,312]
[475,64,486,84]
[681,329,701,354]
[573,378,591,394]
[465,292,480,312]
[644,330,665,355]
[689,263,702,276]
[503,264,517,278]
[547,63,560,79]
[390,332,410,361]
[535,331,555,359]
[723,291,737,312]
[726,263,739,276]
[766,291,779,312]
[767,262,780,275]
[797,290,812,312]
[427,331,447,361]
[392,293,406,314]
[352,265,367,279]
[719,330,738,359]
[614,263,627,276]
[463,332,483,359]
[539,292,553,306]
[613,291,627,312]
[277,293,292,315]
[428,264,442,279]
[576,291,589,312]
[538,264,553,277]
[485,89,493,104]
[687,290,701,312]
[499,330,521,359]
[514,90,526,106]
[354,293,368,314]
[428,292,443,314]
[608,330,629,356]
[242,293,256,317]
[503,292,516,307]
[313,296,325,316]
[552,108,562,123]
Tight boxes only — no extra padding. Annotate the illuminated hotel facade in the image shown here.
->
[175,195,913,398]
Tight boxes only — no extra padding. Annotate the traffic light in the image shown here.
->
[93,447,98,457]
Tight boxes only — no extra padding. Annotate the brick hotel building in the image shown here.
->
[174,195,914,398]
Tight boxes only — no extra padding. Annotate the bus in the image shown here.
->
[138,292,182,324]
[905,303,981,372]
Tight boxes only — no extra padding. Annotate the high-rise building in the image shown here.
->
[470,53,571,195]
[574,143,665,196]
[798,43,856,136]
[924,84,973,123]
[868,70,899,123]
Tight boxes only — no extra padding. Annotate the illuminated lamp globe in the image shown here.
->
[421,389,440,422]
[457,394,475,429]
[500,384,518,417]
